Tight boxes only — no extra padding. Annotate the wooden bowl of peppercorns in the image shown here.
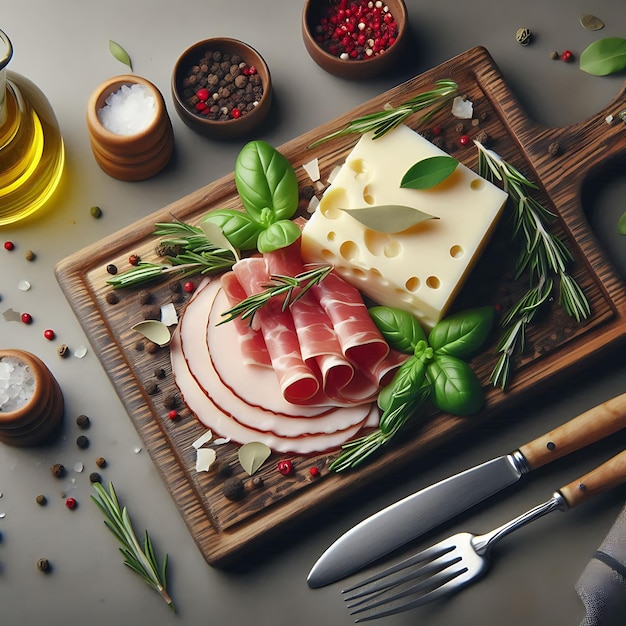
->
[171,37,272,139]
[302,0,408,80]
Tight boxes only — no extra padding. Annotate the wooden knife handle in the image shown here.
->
[559,448,626,508]
[518,393,626,470]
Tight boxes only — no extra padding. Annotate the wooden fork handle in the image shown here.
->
[518,394,626,470]
[559,448,626,508]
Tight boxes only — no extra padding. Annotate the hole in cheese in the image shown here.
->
[470,178,485,190]
[450,244,464,258]
[362,184,375,205]
[339,240,359,261]
[426,276,441,289]
[405,276,421,292]
[364,230,402,258]
[347,158,370,182]
[327,231,336,242]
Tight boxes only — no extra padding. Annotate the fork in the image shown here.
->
[342,448,626,622]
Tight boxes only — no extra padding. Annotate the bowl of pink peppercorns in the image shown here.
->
[171,37,273,139]
[302,0,408,80]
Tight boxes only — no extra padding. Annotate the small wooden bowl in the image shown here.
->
[0,349,64,446]
[302,0,409,80]
[86,75,174,181]
[171,37,272,139]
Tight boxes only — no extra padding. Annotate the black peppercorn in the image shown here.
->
[36,494,47,506]
[138,289,152,305]
[50,463,65,478]
[154,367,166,380]
[105,291,119,305]
[37,558,51,572]
[163,394,177,409]
[223,477,245,501]
[89,472,102,483]
[106,264,118,275]
[144,381,158,395]
[76,435,90,449]
[76,414,91,429]
[95,457,107,468]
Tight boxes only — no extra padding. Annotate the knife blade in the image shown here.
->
[307,393,626,588]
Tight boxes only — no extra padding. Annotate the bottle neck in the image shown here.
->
[0,29,14,127]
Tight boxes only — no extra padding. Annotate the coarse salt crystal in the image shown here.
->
[98,83,157,136]
[0,356,35,413]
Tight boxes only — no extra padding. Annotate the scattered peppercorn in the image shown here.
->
[154,367,166,379]
[459,134,470,146]
[138,289,152,305]
[95,457,107,468]
[251,476,264,489]
[135,340,145,351]
[105,291,119,305]
[106,264,118,275]
[183,281,195,293]
[144,380,158,395]
[223,477,245,501]
[89,472,102,483]
[65,497,77,509]
[24,249,36,261]
[36,494,47,506]
[277,459,294,476]
[90,205,103,218]
[169,281,182,293]
[515,27,532,46]
[475,130,489,144]
[163,394,177,409]
[76,435,90,449]
[36,558,51,572]
[309,466,320,477]
[21,312,33,324]
[548,142,560,156]
[43,329,56,341]
[128,254,141,266]
[50,463,65,478]
[561,50,574,62]
[3,241,15,251]
[168,409,178,420]
[57,344,70,358]
[76,414,91,429]
[454,122,465,133]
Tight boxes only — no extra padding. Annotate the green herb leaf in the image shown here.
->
[256,219,302,253]
[618,211,626,235]
[580,37,626,76]
[377,354,427,414]
[91,482,174,611]
[200,209,262,251]
[235,141,299,223]
[369,306,427,354]
[401,156,459,189]
[428,306,495,359]
[426,354,484,416]
[339,205,438,233]
[109,40,133,71]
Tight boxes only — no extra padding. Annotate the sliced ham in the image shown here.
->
[171,278,377,454]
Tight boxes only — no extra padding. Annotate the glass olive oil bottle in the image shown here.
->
[0,29,64,226]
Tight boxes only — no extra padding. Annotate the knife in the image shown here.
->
[307,393,626,588]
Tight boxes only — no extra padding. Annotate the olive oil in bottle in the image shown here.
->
[0,29,65,226]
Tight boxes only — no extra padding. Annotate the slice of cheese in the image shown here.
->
[301,125,508,329]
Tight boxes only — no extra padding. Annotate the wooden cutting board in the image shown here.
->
[55,47,626,567]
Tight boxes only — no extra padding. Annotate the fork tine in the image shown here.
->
[350,570,467,623]
[342,542,455,595]
[344,553,462,604]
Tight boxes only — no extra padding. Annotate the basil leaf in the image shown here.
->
[428,306,494,359]
[378,356,427,417]
[234,141,299,223]
[369,306,427,354]
[256,219,301,253]
[426,355,484,416]
[618,210,626,235]
[109,40,133,71]
[201,209,262,250]
[580,37,626,76]
[400,156,459,189]
[339,205,438,233]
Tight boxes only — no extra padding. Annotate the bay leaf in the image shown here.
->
[580,37,626,76]
[339,205,438,233]
[108,40,133,71]
[400,155,459,189]
[238,442,271,475]
[200,218,240,261]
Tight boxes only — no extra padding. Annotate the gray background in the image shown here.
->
[1,1,626,624]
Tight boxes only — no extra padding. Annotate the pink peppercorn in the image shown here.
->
[196,88,210,101]
[309,466,320,477]
[65,497,77,509]
[183,281,195,293]
[168,410,178,420]
[561,50,574,62]
[459,134,470,146]
[21,312,33,324]
[43,329,56,340]
[277,459,293,476]
[4,241,15,251]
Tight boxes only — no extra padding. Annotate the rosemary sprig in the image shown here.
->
[219,264,333,325]
[330,385,431,472]
[476,142,590,389]
[308,79,458,148]
[106,220,237,289]
[91,482,175,612]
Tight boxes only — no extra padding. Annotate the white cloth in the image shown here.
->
[576,504,626,626]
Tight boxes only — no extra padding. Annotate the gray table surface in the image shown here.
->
[1,1,626,624]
